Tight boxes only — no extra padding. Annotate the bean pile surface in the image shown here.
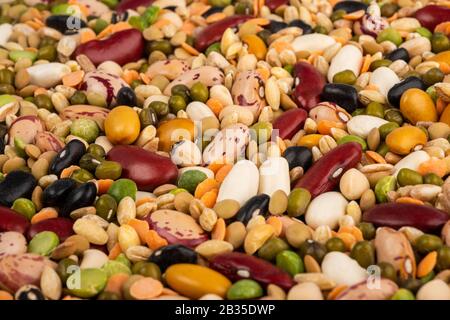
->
[0,0,450,301]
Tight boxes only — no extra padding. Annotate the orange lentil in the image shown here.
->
[206,98,224,116]
[195,178,220,199]
[31,207,58,224]
[104,273,130,296]
[145,230,168,250]
[60,165,81,178]
[211,218,226,241]
[127,219,150,243]
[108,243,122,260]
[266,216,282,237]
[417,158,447,177]
[417,251,438,278]
[396,197,425,206]
[96,179,114,195]
[200,188,218,208]
[215,164,233,183]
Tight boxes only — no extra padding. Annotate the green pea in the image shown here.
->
[39,37,57,48]
[139,107,158,127]
[139,63,149,74]
[250,122,273,144]
[178,170,208,194]
[358,222,376,240]
[404,71,421,79]
[420,270,435,284]
[337,135,367,151]
[377,28,402,46]
[234,1,253,15]
[87,143,106,159]
[9,50,37,63]
[376,142,389,156]
[67,268,108,299]
[70,91,87,105]
[374,175,396,203]
[330,9,346,22]
[147,40,173,55]
[95,194,117,222]
[108,178,137,202]
[0,69,14,85]
[102,260,131,278]
[70,118,99,143]
[391,288,415,300]
[128,16,146,31]
[79,153,101,172]
[325,237,346,252]
[332,69,357,85]
[283,64,294,75]
[205,42,221,56]
[115,252,131,268]
[227,279,263,300]
[423,173,444,186]
[131,262,161,280]
[56,258,78,283]
[377,262,397,283]
[380,3,399,17]
[149,101,169,117]
[437,246,450,271]
[287,188,311,217]
[130,79,143,89]
[14,137,27,158]
[365,101,385,118]
[422,67,444,87]
[28,231,60,256]
[415,27,433,39]
[95,160,122,180]
[258,237,290,261]
[352,108,366,117]
[171,84,190,101]
[11,198,36,220]
[378,122,400,140]
[298,240,327,263]
[37,45,56,61]
[314,25,328,34]
[70,168,94,184]
[169,188,188,195]
[397,168,423,187]
[276,250,304,276]
[34,94,54,111]
[369,59,392,71]
[94,19,109,34]
[208,0,231,7]
[426,85,438,103]
[350,240,375,268]
[415,234,443,255]
[169,95,187,113]
[431,32,450,54]
[190,82,209,103]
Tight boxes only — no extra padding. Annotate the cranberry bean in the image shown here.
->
[414,5,450,31]
[0,171,37,207]
[27,218,74,242]
[272,108,307,140]
[0,206,30,234]
[293,62,326,111]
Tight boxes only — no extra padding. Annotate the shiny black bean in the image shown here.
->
[49,140,86,176]
[42,178,77,207]
[333,1,368,13]
[320,83,358,113]
[202,6,224,18]
[59,182,97,217]
[0,137,4,154]
[235,194,270,225]
[385,48,410,63]
[116,87,137,107]
[45,15,87,34]
[289,20,313,34]
[148,244,197,272]
[387,76,427,107]
[283,146,313,171]
[15,286,45,300]
[267,20,288,33]
[0,171,36,206]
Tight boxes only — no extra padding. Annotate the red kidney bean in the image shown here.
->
[107,145,178,192]
[265,0,288,10]
[27,218,74,242]
[294,142,362,198]
[414,5,450,31]
[209,252,294,290]
[362,203,449,233]
[194,15,253,52]
[116,0,155,13]
[0,171,37,207]
[73,29,144,66]
[272,108,307,140]
[0,206,30,234]
[292,62,325,111]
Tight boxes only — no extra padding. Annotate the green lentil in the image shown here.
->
[276,250,304,276]
[227,279,263,300]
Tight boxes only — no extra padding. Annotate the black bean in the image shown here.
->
[289,20,313,34]
[45,15,87,34]
[320,83,358,113]
[0,171,36,206]
[267,20,288,33]
[387,76,427,107]
[235,194,270,225]
[116,86,137,107]
[283,146,313,171]
[15,285,45,300]
[59,182,97,217]
[42,178,77,207]
[202,6,224,18]
[385,48,410,63]
[49,140,86,176]
[333,1,368,13]
[148,244,197,272]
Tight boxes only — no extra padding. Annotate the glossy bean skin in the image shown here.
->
[41,178,77,208]
[294,142,362,198]
[0,171,37,207]
[209,252,294,290]
[107,145,178,192]
[387,77,426,108]
[235,194,270,225]
[385,48,410,63]
[49,140,86,176]
[333,1,368,13]
[59,182,97,218]
[194,15,253,52]
[27,218,74,242]
[414,5,450,31]
[272,108,307,140]
[363,203,449,233]
[320,84,358,113]
[148,244,197,272]
[293,62,326,111]
[283,146,313,171]
[73,29,144,66]
[265,0,289,10]
[0,206,30,234]
[45,15,87,34]
[116,0,155,13]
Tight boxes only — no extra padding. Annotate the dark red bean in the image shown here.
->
[209,252,294,290]
[194,15,253,52]
[363,203,449,233]
[265,0,288,11]
[272,108,307,140]
[0,206,30,234]
[292,61,325,111]
[414,5,450,31]
[116,0,155,13]
[107,145,178,192]
[294,142,362,198]
[73,29,144,66]
[27,218,74,242]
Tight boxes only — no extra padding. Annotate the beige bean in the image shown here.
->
[73,218,108,245]
[225,221,246,249]
[118,225,141,252]
[117,196,136,226]
[244,224,275,255]
[195,240,234,259]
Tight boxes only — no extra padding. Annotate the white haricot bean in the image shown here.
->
[26,63,71,88]
[186,101,216,121]
[170,140,202,167]
[393,150,431,176]
[321,252,368,286]
[258,156,290,197]
[117,196,137,226]
[291,34,336,53]
[346,115,388,139]
[369,67,400,97]
[327,45,363,83]
[80,249,108,269]
[305,192,348,229]
[0,24,13,47]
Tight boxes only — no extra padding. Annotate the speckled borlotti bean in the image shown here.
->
[164,66,224,95]
[231,70,266,117]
